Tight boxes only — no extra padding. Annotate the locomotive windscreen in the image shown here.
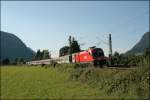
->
[92,48,104,57]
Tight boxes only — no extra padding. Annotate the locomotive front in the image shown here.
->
[89,47,107,67]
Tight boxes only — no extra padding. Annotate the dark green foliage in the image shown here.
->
[127,55,139,66]
[59,36,80,57]
[35,50,42,60]
[70,39,80,54]
[42,50,50,59]
[35,49,50,60]
[108,51,128,66]
[0,31,35,61]
[2,58,10,65]
[108,48,149,66]
[127,49,149,66]
[20,58,25,64]
[120,56,129,66]
[14,58,25,65]
[143,48,150,62]
[111,51,120,65]
[68,54,149,99]
[59,46,69,57]
[14,58,18,64]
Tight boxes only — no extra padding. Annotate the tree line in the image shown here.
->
[0,49,51,65]
[34,49,50,60]
[0,58,25,65]
[109,48,150,66]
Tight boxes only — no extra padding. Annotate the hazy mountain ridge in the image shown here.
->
[0,31,35,61]
[126,31,150,55]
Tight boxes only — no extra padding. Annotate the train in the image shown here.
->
[27,47,108,67]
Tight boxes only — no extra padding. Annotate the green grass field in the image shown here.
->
[1,64,149,99]
[1,65,103,99]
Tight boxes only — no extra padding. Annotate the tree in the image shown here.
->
[19,58,25,64]
[2,58,10,65]
[70,38,80,54]
[113,51,120,65]
[14,58,18,65]
[35,49,42,60]
[42,50,50,59]
[68,36,80,54]
[144,48,150,57]
[143,48,150,64]
[14,58,25,65]
[59,36,80,57]
[119,53,126,65]
[35,49,50,60]
[59,46,69,57]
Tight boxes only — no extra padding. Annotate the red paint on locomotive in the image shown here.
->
[73,47,107,65]
[73,51,93,63]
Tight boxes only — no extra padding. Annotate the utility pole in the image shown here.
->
[68,36,72,63]
[109,33,112,57]
[108,33,113,66]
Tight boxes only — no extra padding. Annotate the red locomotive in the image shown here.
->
[72,46,107,67]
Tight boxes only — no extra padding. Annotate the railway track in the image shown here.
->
[105,66,137,70]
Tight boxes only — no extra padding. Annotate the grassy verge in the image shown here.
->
[69,63,149,99]
[1,62,149,99]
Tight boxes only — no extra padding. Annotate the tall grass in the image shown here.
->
[1,58,149,99]
[69,61,149,99]
[1,65,103,99]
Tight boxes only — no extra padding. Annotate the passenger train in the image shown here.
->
[27,47,108,67]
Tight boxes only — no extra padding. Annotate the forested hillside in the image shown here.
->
[0,31,35,62]
[126,32,149,55]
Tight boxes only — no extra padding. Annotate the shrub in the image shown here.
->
[69,59,149,99]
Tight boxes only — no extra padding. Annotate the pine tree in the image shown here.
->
[42,50,50,59]
[35,49,42,60]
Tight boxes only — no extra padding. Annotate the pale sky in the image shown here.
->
[1,1,149,57]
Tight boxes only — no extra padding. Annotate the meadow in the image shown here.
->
[1,63,149,99]
[1,65,103,99]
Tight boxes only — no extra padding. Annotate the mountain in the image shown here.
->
[125,32,150,55]
[0,31,35,62]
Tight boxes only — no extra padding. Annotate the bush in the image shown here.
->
[69,60,149,99]
[2,58,10,65]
